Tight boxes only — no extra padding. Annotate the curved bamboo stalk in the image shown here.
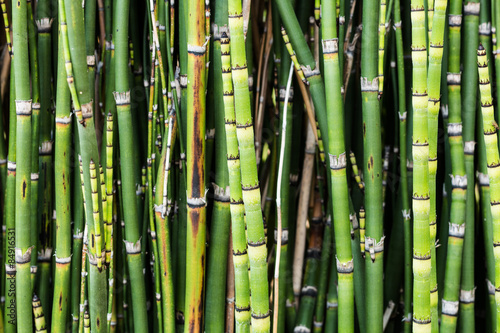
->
[221,32,251,332]
[228,0,270,330]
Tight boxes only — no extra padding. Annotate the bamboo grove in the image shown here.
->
[3,0,500,331]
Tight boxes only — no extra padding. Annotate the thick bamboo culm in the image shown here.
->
[2,0,500,332]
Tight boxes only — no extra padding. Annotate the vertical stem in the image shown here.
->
[185,0,206,330]
[13,0,33,330]
[228,0,270,330]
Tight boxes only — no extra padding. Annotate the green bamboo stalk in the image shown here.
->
[378,0,387,97]
[50,31,72,333]
[36,4,54,319]
[184,0,207,330]
[27,0,40,285]
[153,123,176,332]
[33,294,47,333]
[113,0,149,329]
[13,0,34,330]
[60,0,107,330]
[220,32,251,333]
[313,193,332,333]
[410,0,432,330]
[494,0,500,119]
[441,0,467,329]
[322,0,354,331]
[478,2,496,328]
[459,2,480,330]
[228,0,270,330]
[4,63,17,333]
[394,1,411,329]
[360,0,384,330]
[204,0,231,328]
[294,191,323,331]
[426,0,447,328]
[477,43,500,333]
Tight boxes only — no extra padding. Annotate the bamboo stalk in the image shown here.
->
[228,0,270,330]
[13,0,33,329]
[221,32,251,332]
[184,0,207,330]
[477,43,500,333]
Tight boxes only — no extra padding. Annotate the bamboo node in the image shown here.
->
[478,172,489,186]
[122,238,142,255]
[402,209,411,219]
[446,72,461,85]
[326,301,338,309]
[39,141,53,155]
[336,257,354,273]
[37,248,53,261]
[329,152,347,170]
[35,18,53,32]
[441,299,459,316]
[463,2,480,15]
[187,43,207,56]
[448,223,465,238]
[448,14,462,27]
[15,246,34,264]
[274,228,289,244]
[113,91,131,106]
[31,172,39,181]
[55,116,71,124]
[464,141,476,154]
[487,279,495,294]
[55,255,72,264]
[301,65,320,79]
[294,325,311,333]
[180,75,188,88]
[450,174,467,189]
[447,122,463,137]
[300,286,318,297]
[365,236,385,261]
[321,38,339,54]
[313,321,323,328]
[7,161,16,171]
[81,101,93,120]
[206,128,215,140]
[15,100,32,116]
[441,105,449,119]
[360,77,379,92]
[213,183,230,202]
[460,288,476,303]
[479,22,491,36]
[350,214,359,229]
[30,265,37,274]
[86,55,96,67]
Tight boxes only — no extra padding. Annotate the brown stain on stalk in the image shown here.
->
[189,209,202,239]
[58,292,63,311]
[22,180,27,198]
[190,56,206,198]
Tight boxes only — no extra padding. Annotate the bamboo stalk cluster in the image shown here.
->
[3,0,500,332]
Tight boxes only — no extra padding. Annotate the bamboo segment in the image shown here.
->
[221,32,251,333]
[50,33,72,333]
[411,0,431,331]
[13,0,33,330]
[228,0,270,331]
[477,44,500,333]
[426,0,448,329]
[460,2,480,330]
[185,0,207,330]
[360,0,384,330]
[322,0,354,331]
[441,0,467,330]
